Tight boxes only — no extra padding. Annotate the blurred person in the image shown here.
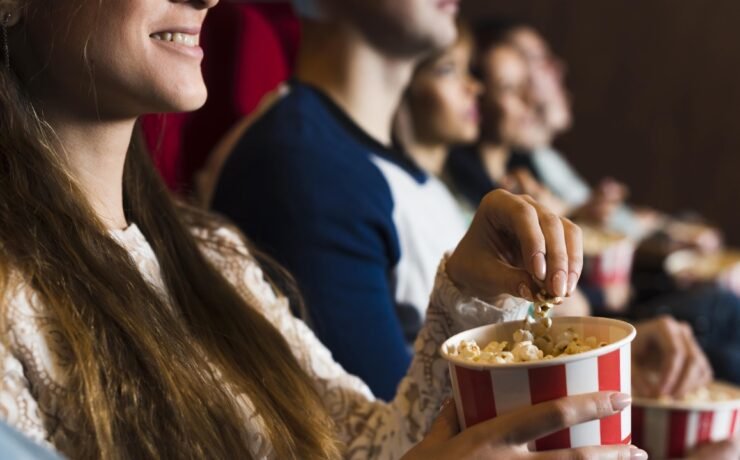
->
[394,23,589,317]
[446,24,624,227]
[500,23,650,238]
[507,24,722,252]
[444,35,571,217]
[447,20,740,389]
[211,0,479,399]
[393,21,481,213]
[502,23,740,386]
[442,35,626,312]
[0,0,653,458]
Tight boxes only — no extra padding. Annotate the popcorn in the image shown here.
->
[449,291,608,364]
[532,291,561,322]
[457,339,481,360]
[658,385,734,404]
[513,329,534,343]
[512,341,544,362]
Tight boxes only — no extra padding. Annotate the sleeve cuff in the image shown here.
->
[431,255,531,334]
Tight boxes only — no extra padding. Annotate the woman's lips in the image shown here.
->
[149,25,203,59]
[465,105,480,122]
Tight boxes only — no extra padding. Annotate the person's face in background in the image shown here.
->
[507,26,572,140]
[10,0,218,120]
[479,44,547,149]
[325,0,460,58]
[405,36,482,146]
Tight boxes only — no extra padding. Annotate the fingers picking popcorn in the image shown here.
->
[448,291,606,364]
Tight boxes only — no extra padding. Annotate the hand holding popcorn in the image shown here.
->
[447,190,583,303]
[402,394,645,460]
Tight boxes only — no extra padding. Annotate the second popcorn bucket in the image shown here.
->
[440,316,636,451]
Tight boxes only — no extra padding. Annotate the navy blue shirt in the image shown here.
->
[212,81,424,400]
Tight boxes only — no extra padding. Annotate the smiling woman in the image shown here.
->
[151,31,201,49]
[0,0,638,459]
[9,0,210,120]
[0,0,343,458]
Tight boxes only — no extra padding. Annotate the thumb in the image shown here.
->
[424,399,459,445]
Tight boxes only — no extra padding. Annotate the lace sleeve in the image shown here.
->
[0,341,49,446]
[201,228,530,459]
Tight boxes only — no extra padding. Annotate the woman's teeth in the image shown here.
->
[150,32,198,47]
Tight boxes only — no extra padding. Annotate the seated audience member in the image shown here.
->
[210,0,474,398]
[395,21,589,317]
[445,28,601,224]
[456,21,740,385]
[393,22,482,221]
[1,0,659,459]
[505,23,722,252]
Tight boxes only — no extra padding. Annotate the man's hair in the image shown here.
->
[473,18,531,54]
[470,18,529,78]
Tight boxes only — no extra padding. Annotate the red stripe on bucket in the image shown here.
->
[667,410,689,459]
[631,406,644,449]
[529,365,570,450]
[731,409,738,435]
[455,365,496,428]
[697,411,714,444]
[598,349,622,444]
[590,257,604,285]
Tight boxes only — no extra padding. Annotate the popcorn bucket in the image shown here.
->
[632,381,740,459]
[581,226,636,287]
[440,317,636,451]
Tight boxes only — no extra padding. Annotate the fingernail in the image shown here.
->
[552,270,567,297]
[630,446,648,460]
[610,392,631,411]
[532,252,546,281]
[518,283,533,301]
[567,272,579,295]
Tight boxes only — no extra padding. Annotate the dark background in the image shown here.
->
[463,0,740,245]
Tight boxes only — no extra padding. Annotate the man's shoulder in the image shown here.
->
[228,92,351,168]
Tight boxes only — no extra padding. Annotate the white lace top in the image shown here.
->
[0,224,528,459]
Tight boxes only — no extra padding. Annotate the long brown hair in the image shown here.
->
[0,25,340,460]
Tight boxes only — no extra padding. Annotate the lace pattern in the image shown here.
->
[0,224,530,459]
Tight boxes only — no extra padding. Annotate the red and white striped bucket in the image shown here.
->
[441,317,636,451]
[583,235,636,287]
[632,382,740,459]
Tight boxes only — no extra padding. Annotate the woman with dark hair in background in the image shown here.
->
[455,19,740,386]
[395,21,590,317]
[394,22,481,217]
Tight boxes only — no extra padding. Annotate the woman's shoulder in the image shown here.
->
[191,222,250,254]
[0,265,36,314]
[189,221,256,274]
[188,221,283,309]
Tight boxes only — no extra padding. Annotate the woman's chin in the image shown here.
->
[457,127,479,144]
[154,87,208,114]
[170,95,208,113]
